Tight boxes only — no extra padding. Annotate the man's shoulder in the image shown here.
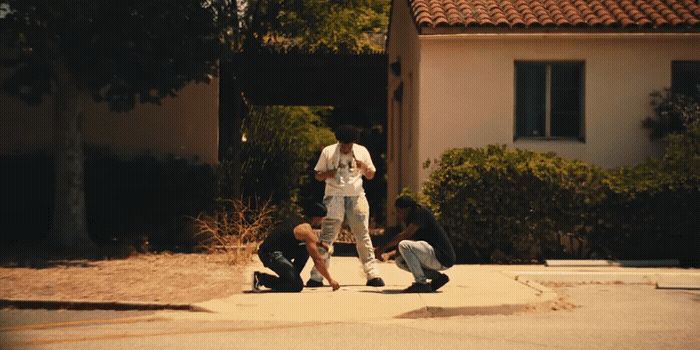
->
[321,143,338,153]
[352,144,370,153]
[352,144,372,161]
[409,206,433,222]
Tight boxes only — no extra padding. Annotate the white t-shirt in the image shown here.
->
[314,143,376,196]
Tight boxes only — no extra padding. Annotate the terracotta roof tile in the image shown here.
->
[408,0,700,30]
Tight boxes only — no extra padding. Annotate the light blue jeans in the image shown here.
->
[395,240,446,284]
[309,195,381,282]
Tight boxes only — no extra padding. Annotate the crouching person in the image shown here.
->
[374,196,456,293]
[253,203,340,292]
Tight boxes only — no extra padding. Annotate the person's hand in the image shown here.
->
[355,160,368,172]
[329,279,340,291]
[325,169,337,179]
[374,247,384,261]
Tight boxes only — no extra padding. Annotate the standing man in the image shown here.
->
[307,125,385,287]
[374,196,455,293]
[252,203,340,292]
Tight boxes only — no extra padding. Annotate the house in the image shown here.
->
[0,79,220,164]
[385,0,700,222]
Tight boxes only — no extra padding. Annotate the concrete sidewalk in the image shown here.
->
[185,257,557,322]
[494,264,700,287]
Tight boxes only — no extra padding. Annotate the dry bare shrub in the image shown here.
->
[190,198,275,265]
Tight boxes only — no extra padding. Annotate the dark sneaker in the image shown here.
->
[366,277,385,287]
[305,279,324,288]
[402,282,432,293]
[251,271,262,293]
[430,273,449,291]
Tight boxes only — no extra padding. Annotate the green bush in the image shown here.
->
[423,145,606,263]
[423,139,698,263]
[423,90,698,264]
[216,106,336,205]
[600,119,699,262]
[1,148,216,249]
[642,89,699,140]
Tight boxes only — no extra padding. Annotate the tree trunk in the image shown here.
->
[48,59,97,256]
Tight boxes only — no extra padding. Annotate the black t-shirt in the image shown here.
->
[258,215,307,260]
[405,206,456,268]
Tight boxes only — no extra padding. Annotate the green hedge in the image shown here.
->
[1,148,216,249]
[422,145,698,264]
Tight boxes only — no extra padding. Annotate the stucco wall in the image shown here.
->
[386,0,422,224]
[415,34,699,187]
[1,78,219,164]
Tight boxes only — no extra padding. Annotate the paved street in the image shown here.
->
[2,260,699,350]
[2,285,698,350]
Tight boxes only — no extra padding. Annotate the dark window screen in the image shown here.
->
[551,63,583,138]
[516,63,546,138]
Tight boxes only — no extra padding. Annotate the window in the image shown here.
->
[672,61,700,101]
[515,62,584,140]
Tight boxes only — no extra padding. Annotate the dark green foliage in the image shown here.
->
[239,0,390,53]
[642,89,699,140]
[424,91,698,264]
[0,148,216,248]
[601,112,699,262]
[228,106,335,204]
[423,140,698,264]
[1,0,223,108]
[422,145,606,263]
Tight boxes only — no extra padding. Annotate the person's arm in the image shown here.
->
[314,147,336,182]
[353,148,376,180]
[374,223,420,259]
[315,169,337,181]
[294,224,340,291]
[354,160,375,180]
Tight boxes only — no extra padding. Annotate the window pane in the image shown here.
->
[551,63,582,138]
[672,61,700,101]
[516,63,546,138]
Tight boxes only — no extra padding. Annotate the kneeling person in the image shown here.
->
[253,203,340,292]
[375,196,456,293]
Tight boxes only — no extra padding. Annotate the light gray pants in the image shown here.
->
[309,195,381,282]
[395,240,446,284]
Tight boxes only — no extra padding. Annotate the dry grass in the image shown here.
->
[190,198,275,265]
[0,253,243,304]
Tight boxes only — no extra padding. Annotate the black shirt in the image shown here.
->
[258,216,307,262]
[405,206,456,268]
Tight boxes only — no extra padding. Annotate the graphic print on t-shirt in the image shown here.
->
[335,152,357,186]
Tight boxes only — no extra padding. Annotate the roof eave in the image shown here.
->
[418,25,700,36]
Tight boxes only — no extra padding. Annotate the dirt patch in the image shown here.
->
[0,253,244,304]
[395,298,577,319]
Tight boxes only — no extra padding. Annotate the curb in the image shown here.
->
[545,259,680,267]
[0,299,212,312]
[655,282,700,291]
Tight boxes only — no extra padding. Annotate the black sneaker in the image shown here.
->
[251,271,262,293]
[366,277,385,287]
[430,273,449,291]
[305,279,324,288]
[402,282,432,293]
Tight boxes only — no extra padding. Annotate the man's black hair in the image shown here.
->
[303,202,327,218]
[394,195,418,209]
[335,124,359,144]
